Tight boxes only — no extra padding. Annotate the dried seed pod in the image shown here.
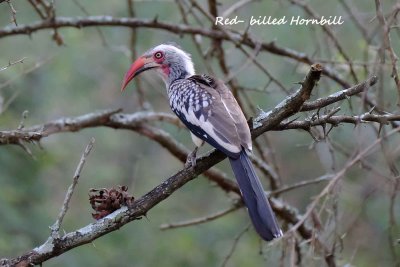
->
[89,185,134,220]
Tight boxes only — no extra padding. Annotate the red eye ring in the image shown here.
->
[154,51,163,60]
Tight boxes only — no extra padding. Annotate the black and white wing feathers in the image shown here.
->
[168,74,251,158]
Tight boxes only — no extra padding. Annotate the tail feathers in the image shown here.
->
[229,151,282,241]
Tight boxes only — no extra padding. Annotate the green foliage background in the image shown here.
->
[0,1,399,266]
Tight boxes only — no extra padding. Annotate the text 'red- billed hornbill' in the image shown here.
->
[121,44,282,241]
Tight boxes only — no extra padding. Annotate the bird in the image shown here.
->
[121,43,282,241]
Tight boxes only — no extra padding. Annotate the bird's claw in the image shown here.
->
[185,147,198,168]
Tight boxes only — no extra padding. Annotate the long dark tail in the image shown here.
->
[229,150,282,241]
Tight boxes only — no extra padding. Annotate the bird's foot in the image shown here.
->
[185,147,198,168]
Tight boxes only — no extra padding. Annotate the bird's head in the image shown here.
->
[121,44,195,91]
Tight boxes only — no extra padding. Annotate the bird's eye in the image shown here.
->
[154,51,163,60]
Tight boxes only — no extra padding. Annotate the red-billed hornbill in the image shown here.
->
[121,44,282,241]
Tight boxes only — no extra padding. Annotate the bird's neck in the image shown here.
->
[166,69,192,86]
[163,59,195,87]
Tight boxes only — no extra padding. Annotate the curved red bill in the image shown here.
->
[121,57,145,91]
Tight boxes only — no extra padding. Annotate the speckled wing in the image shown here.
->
[168,74,252,158]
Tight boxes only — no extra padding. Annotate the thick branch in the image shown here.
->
[0,109,179,145]
[252,63,323,137]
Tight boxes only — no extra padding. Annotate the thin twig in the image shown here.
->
[222,0,254,17]
[72,0,109,47]
[269,174,333,196]
[388,176,400,264]
[338,0,369,40]
[0,56,50,91]
[221,224,250,267]
[248,153,281,190]
[160,201,242,230]
[0,57,26,72]
[49,138,95,237]
[375,0,400,105]
[17,110,29,130]
[6,0,17,26]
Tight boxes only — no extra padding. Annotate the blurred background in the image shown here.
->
[0,0,399,266]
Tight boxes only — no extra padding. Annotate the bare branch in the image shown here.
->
[0,109,181,145]
[0,109,120,145]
